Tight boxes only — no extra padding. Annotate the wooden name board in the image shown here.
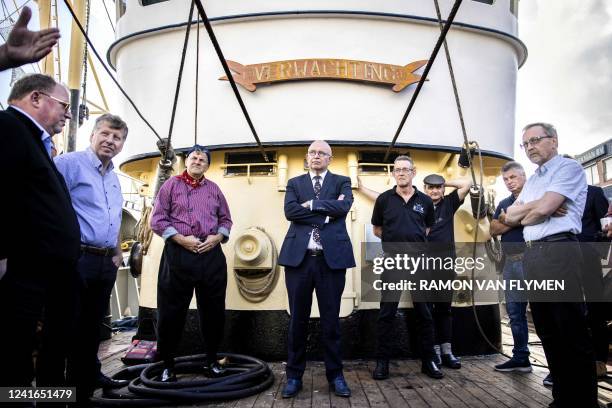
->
[219,58,428,92]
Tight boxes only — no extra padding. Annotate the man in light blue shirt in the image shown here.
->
[54,113,128,403]
[504,122,597,408]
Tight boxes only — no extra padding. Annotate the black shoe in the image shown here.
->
[204,361,226,377]
[421,360,444,379]
[542,373,553,387]
[159,368,177,382]
[433,353,442,367]
[329,376,351,397]
[441,353,461,369]
[494,358,532,373]
[372,360,389,380]
[96,374,129,389]
[281,378,302,398]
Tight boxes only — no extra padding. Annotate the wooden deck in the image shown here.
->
[98,316,612,407]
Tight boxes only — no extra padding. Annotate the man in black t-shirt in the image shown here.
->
[371,156,443,380]
[422,173,470,370]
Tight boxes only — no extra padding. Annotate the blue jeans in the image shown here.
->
[503,258,529,361]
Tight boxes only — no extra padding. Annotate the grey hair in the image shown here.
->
[393,155,414,167]
[94,114,129,139]
[523,122,557,138]
[501,161,525,174]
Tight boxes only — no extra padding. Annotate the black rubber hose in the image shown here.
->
[91,353,274,406]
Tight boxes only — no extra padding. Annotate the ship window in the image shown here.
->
[141,0,169,6]
[116,0,127,19]
[510,0,519,16]
[224,151,277,176]
[472,0,495,4]
[358,151,406,174]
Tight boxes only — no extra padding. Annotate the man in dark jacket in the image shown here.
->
[0,74,80,386]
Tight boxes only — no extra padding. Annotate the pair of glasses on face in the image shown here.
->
[519,135,553,149]
[308,150,330,158]
[393,167,414,174]
[38,91,71,113]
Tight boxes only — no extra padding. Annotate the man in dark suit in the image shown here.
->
[278,140,355,398]
[0,74,80,387]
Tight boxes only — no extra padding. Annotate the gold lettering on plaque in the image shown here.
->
[221,58,428,92]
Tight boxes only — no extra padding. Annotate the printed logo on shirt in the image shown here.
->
[413,203,425,214]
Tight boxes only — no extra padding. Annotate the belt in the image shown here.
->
[307,249,324,257]
[526,232,577,248]
[80,244,115,257]
[505,253,524,261]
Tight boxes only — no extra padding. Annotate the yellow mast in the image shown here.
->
[65,0,87,152]
[37,0,53,76]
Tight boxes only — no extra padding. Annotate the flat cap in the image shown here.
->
[423,174,446,186]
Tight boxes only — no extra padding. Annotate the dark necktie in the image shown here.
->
[312,176,322,245]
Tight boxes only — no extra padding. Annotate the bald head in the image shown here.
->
[306,140,332,174]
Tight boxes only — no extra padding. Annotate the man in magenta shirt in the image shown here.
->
[151,145,233,382]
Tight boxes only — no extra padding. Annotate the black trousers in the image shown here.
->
[524,238,597,408]
[157,242,227,368]
[431,301,452,345]
[580,242,609,363]
[285,254,346,382]
[0,257,78,387]
[430,266,455,346]
[375,266,436,361]
[376,300,435,361]
[66,252,117,401]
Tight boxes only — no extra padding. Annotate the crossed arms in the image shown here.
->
[284,177,353,226]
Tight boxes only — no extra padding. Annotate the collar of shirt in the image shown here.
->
[85,147,114,174]
[10,104,51,144]
[309,170,328,184]
[535,154,561,176]
[393,184,419,202]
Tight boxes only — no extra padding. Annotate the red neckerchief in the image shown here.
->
[178,170,204,188]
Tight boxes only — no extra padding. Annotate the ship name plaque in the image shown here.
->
[219,58,428,92]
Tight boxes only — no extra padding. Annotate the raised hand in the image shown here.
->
[0,6,60,71]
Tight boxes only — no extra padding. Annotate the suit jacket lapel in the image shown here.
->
[319,171,334,199]
[301,173,315,199]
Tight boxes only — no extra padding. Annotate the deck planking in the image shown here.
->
[97,313,612,408]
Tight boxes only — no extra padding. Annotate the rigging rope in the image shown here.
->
[432,0,477,187]
[80,0,91,124]
[62,0,162,142]
[194,16,200,145]
[165,0,195,162]
[100,0,115,33]
[0,0,31,26]
[193,0,268,162]
[383,0,463,162]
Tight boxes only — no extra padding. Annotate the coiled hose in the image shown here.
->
[91,353,274,406]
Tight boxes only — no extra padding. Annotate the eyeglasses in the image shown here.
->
[307,150,330,158]
[38,91,71,113]
[393,167,414,174]
[519,135,553,149]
